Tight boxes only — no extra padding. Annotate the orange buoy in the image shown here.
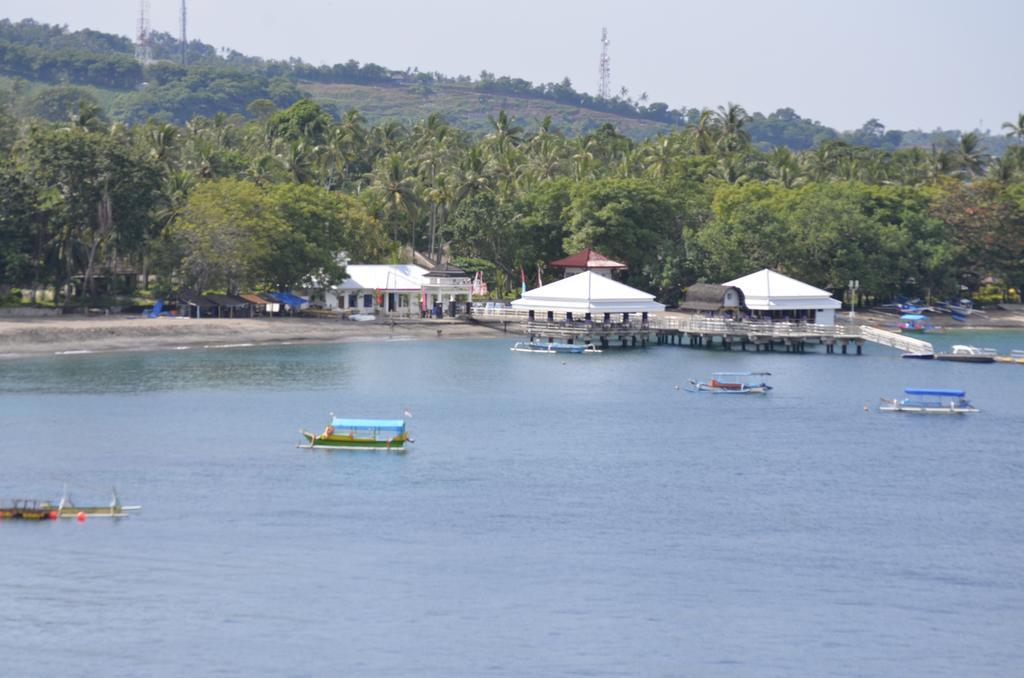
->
[76,511,86,522]
[48,511,58,520]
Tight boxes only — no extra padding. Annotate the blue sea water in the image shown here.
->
[1,331,1023,677]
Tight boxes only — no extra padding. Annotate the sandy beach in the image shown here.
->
[0,315,507,359]
[1,308,1022,360]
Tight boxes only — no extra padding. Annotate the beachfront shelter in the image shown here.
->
[175,290,217,318]
[205,294,250,318]
[511,271,665,320]
[724,269,841,325]
[549,247,627,279]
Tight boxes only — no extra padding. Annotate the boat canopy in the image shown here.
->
[904,388,966,397]
[331,418,406,431]
[900,314,927,320]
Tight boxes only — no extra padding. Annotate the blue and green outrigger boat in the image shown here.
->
[299,417,412,451]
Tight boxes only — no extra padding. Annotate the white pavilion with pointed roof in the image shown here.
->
[724,269,841,325]
[512,271,665,319]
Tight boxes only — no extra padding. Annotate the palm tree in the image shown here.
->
[1002,113,1024,143]
[767,146,803,188]
[714,102,752,152]
[690,109,719,156]
[955,132,989,178]
[642,137,675,179]
[369,153,422,258]
[486,110,523,155]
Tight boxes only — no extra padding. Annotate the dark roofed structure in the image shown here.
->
[678,283,745,313]
[426,262,469,278]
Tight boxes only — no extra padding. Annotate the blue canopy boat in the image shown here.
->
[898,313,942,333]
[879,388,978,414]
[299,417,412,451]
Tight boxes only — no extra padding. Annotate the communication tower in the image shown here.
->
[134,0,152,64]
[598,27,611,99]
[180,0,188,66]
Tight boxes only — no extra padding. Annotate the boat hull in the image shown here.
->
[688,380,771,394]
[510,342,600,354]
[933,355,994,363]
[300,431,409,451]
[879,405,978,414]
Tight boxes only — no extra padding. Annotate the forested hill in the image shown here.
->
[0,17,1011,153]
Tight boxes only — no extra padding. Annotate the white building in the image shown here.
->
[724,269,842,325]
[511,271,665,321]
[312,263,472,317]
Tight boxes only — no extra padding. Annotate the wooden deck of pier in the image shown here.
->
[470,307,934,355]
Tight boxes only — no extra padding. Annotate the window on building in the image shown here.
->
[363,294,373,308]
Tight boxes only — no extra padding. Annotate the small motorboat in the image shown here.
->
[687,372,772,394]
[933,345,996,363]
[510,341,601,354]
[879,388,978,414]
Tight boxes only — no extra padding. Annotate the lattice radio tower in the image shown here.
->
[134,0,152,63]
[598,27,611,99]
[180,0,188,66]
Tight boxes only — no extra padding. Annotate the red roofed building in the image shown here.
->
[549,247,627,279]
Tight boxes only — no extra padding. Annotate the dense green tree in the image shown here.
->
[564,178,677,288]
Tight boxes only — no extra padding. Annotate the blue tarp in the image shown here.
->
[268,292,307,307]
[331,418,406,432]
[905,388,966,397]
[900,314,927,320]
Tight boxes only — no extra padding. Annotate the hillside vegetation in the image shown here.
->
[0,17,1011,154]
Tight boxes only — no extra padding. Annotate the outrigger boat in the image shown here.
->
[1,487,140,521]
[879,388,979,414]
[299,417,412,451]
[687,372,772,394]
[55,486,141,518]
[510,341,601,354]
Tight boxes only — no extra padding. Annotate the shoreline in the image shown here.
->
[2,309,1023,361]
[0,316,509,360]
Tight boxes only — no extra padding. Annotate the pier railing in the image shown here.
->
[469,307,930,352]
[651,316,859,339]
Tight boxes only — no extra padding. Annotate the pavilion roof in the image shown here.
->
[724,269,841,311]
[549,247,627,270]
[511,271,664,313]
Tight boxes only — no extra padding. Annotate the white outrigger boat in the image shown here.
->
[687,372,772,394]
[879,388,978,414]
[510,341,601,354]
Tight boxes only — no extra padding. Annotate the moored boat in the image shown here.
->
[510,341,601,354]
[300,417,412,451]
[897,314,942,333]
[687,372,772,394]
[879,388,978,414]
[1,488,140,520]
[933,345,996,363]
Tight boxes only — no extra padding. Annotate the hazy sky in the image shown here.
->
[4,0,1021,132]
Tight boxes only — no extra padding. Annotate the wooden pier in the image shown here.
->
[470,307,933,355]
